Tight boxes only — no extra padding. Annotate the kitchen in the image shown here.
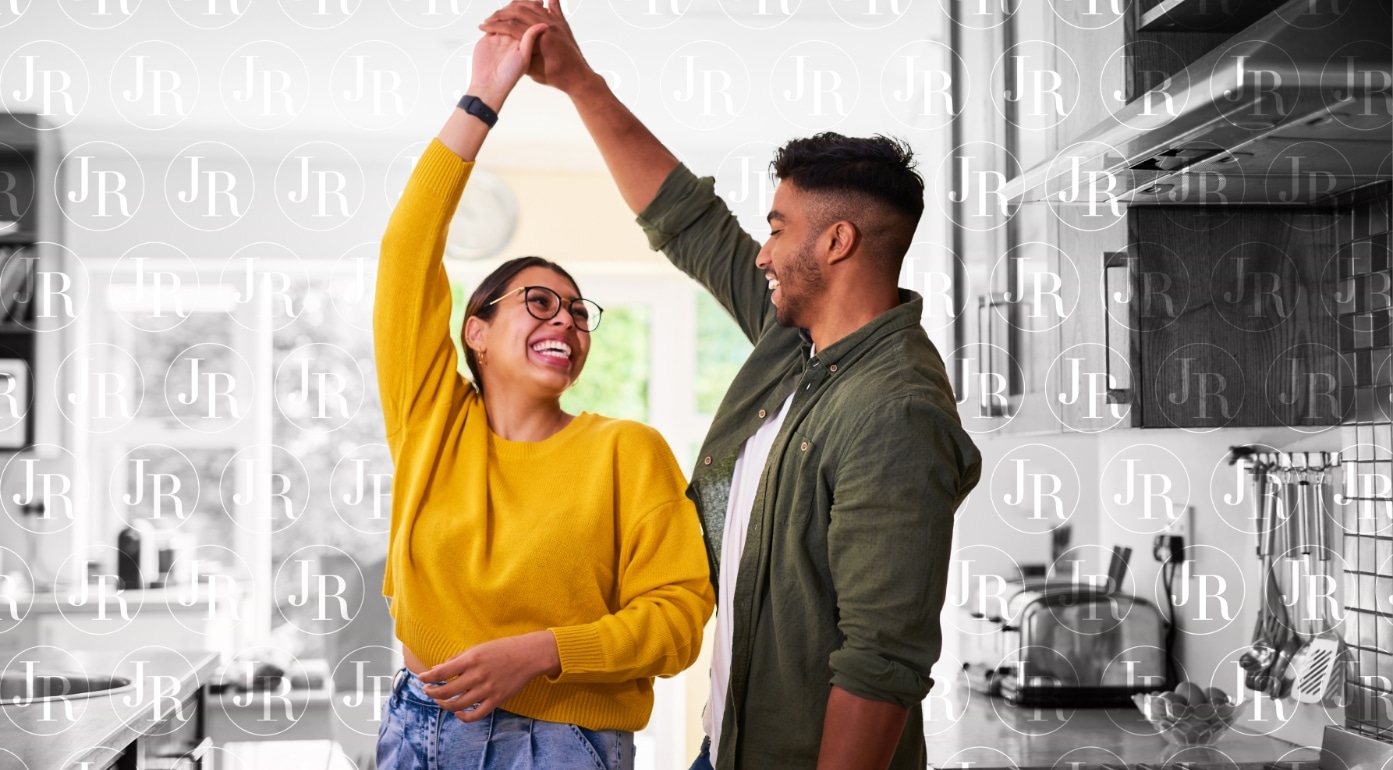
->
[0,0,1389,769]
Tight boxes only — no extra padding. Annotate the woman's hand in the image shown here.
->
[481,0,598,96]
[420,630,562,722]
[467,23,548,112]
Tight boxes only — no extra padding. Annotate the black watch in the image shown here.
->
[457,95,499,128]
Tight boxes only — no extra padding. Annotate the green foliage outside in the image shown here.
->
[695,291,752,415]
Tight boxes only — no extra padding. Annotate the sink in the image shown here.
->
[0,670,134,705]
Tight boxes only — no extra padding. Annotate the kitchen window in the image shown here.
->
[76,257,742,658]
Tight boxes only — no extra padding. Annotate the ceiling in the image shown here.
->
[2,0,950,169]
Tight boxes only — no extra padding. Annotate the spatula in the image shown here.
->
[1292,464,1344,704]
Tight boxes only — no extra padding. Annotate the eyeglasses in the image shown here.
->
[487,285,604,332]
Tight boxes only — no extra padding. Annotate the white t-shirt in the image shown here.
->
[704,390,796,767]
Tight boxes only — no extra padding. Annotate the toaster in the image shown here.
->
[960,577,1172,707]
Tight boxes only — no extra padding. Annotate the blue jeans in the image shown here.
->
[377,668,634,770]
[687,736,713,770]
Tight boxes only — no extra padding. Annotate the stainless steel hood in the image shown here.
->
[1006,0,1391,207]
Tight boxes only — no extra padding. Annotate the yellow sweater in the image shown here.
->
[374,139,714,732]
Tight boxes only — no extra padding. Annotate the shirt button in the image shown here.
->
[829,364,838,372]
[758,409,767,419]
[800,441,809,451]
[703,456,712,465]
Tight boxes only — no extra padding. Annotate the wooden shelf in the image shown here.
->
[1139,0,1290,32]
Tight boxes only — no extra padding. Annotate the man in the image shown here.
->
[483,5,983,768]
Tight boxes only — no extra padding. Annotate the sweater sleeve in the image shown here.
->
[375,139,474,600]
[546,428,716,684]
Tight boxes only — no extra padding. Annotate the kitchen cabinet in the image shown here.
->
[952,0,1065,435]
[123,687,210,770]
[959,0,1389,430]
[0,114,61,452]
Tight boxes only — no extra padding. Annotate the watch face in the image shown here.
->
[445,168,518,261]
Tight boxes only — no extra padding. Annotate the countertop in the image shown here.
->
[924,682,1321,770]
[1,648,218,770]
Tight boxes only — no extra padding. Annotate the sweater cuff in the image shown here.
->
[634,162,709,252]
[547,624,607,681]
[415,138,474,202]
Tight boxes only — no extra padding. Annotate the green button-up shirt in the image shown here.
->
[637,163,983,769]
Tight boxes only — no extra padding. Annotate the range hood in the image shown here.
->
[1006,0,1391,207]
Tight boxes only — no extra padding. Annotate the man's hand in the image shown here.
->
[419,630,562,722]
[480,0,600,96]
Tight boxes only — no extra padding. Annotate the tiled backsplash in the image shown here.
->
[1338,192,1393,741]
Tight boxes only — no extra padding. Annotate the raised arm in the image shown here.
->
[374,27,546,441]
[481,1,774,342]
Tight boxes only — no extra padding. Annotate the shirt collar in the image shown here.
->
[797,289,924,370]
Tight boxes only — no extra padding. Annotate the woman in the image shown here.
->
[373,25,714,770]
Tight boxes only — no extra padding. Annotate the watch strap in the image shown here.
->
[457,94,499,128]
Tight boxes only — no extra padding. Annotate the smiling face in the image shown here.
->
[465,266,591,398]
[758,181,826,329]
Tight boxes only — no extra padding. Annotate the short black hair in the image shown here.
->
[771,132,924,227]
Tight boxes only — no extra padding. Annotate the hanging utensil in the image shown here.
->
[1267,460,1310,699]
[1246,463,1294,695]
[1294,462,1345,703]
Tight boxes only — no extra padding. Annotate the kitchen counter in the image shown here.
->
[925,680,1321,770]
[1,648,218,770]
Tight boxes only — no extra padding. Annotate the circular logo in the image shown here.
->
[0,0,32,28]
[949,341,1022,434]
[938,141,1019,232]
[169,0,251,28]
[579,39,643,106]
[330,242,378,333]
[770,41,860,132]
[828,0,909,29]
[161,544,255,637]
[1046,343,1132,433]
[221,242,309,333]
[989,443,1081,535]
[1101,443,1192,536]
[990,40,1078,131]
[274,342,366,432]
[718,0,801,29]
[609,0,689,29]
[882,40,964,132]
[659,41,749,132]
[273,545,365,636]
[1,445,79,535]
[330,443,394,535]
[57,142,144,232]
[110,241,200,333]
[275,141,365,232]
[163,343,258,433]
[59,0,142,29]
[277,0,360,28]
[6,242,89,332]
[220,40,310,131]
[0,41,89,129]
[329,645,400,736]
[389,0,473,28]
[165,141,255,231]
[53,546,147,636]
[330,41,419,131]
[110,41,200,131]
[56,344,143,435]
[109,444,203,529]
[220,444,314,535]
[1152,343,1247,431]
[899,241,966,337]
[1264,343,1351,431]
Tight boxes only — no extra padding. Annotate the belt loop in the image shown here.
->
[390,667,406,707]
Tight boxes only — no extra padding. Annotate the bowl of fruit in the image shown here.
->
[1133,682,1247,746]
